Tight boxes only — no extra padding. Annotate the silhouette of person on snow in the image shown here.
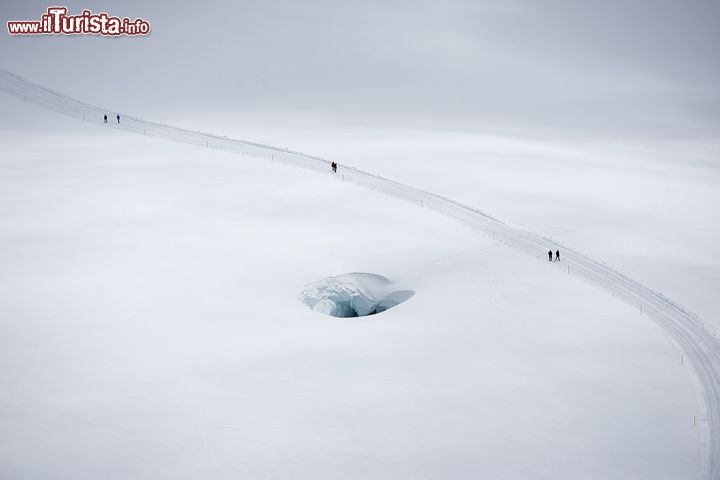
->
[103,114,107,123]
[548,250,553,261]
[555,250,560,262]
[331,161,337,173]
[116,114,120,124]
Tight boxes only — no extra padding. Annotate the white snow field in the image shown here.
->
[0,70,716,479]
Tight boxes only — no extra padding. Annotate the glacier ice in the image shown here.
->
[298,273,414,318]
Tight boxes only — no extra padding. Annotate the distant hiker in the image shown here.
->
[555,250,560,261]
[103,114,107,123]
[116,114,120,124]
[331,161,337,173]
[548,250,553,262]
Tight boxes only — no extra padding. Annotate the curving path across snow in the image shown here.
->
[1,67,718,479]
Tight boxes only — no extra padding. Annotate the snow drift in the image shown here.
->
[298,273,414,317]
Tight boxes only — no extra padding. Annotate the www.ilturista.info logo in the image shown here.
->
[7,7,150,36]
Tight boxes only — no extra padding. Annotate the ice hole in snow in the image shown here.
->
[298,273,415,318]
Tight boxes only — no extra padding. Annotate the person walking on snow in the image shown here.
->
[103,114,107,123]
[116,114,120,124]
[548,250,553,262]
[331,161,337,173]
[555,250,560,261]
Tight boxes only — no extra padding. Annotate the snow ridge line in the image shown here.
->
[1,67,718,479]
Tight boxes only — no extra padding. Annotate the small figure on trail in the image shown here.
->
[103,114,107,123]
[116,114,120,124]
[331,161,337,173]
[555,250,560,262]
[548,250,553,262]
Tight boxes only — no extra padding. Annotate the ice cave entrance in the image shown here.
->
[298,273,414,318]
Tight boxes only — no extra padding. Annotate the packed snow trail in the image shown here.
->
[1,67,718,479]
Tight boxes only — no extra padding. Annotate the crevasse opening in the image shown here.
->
[298,273,414,318]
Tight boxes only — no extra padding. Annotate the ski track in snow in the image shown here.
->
[1,67,718,480]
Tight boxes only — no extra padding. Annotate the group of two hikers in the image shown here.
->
[103,114,120,124]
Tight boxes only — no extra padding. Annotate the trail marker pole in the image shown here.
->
[567,265,570,274]
[640,306,643,316]
[693,415,696,427]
